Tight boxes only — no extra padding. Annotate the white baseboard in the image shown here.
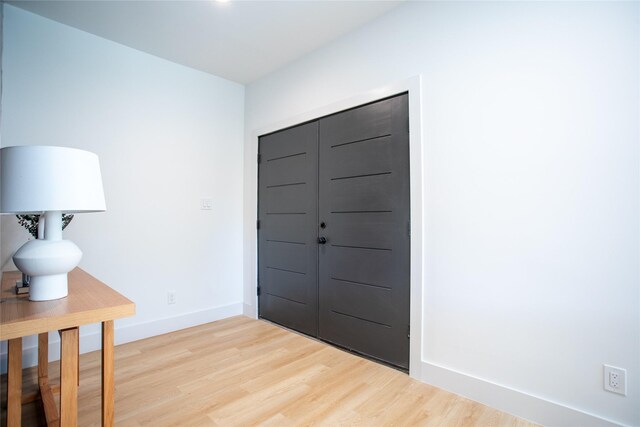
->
[243,303,257,319]
[420,361,625,427]
[0,302,243,374]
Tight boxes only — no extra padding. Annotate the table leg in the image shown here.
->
[38,333,48,382]
[102,320,115,427]
[60,327,79,427]
[38,332,60,426]
[7,337,22,427]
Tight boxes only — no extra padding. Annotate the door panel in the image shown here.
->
[318,94,410,369]
[321,101,393,146]
[259,294,313,336]
[265,184,310,214]
[328,136,393,179]
[265,154,309,187]
[327,173,396,213]
[329,246,396,288]
[329,281,394,326]
[265,267,308,304]
[265,240,307,274]
[326,212,396,249]
[258,122,318,337]
[262,214,307,243]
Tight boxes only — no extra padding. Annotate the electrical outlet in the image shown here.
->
[610,371,620,388]
[604,365,626,396]
[200,198,213,210]
[167,291,177,305]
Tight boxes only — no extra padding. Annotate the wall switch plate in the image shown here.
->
[604,365,626,396]
[167,291,177,305]
[200,198,213,210]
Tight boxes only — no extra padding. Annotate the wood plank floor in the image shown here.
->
[1,316,538,426]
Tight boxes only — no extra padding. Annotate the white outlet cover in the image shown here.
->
[200,198,213,210]
[604,364,627,396]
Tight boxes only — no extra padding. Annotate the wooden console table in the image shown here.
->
[1,268,135,426]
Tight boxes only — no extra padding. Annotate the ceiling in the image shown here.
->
[8,0,403,84]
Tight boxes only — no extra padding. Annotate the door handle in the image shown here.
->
[318,236,327,244]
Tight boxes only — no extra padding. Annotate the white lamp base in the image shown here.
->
[12,238,82,302]
[29,274,69,301]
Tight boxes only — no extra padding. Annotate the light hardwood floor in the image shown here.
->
[1,316,537,426]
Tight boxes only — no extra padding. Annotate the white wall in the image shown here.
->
[1,5,245,368]
[243,2,639,426]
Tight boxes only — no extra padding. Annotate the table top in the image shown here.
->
[0,268,135,341]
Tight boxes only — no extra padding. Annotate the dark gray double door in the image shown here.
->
[258,94,410,369]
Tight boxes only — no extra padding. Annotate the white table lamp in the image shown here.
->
[0,146,106,301]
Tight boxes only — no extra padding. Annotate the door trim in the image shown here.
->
[245,75,424,379]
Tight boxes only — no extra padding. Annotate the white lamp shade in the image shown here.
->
[0,145,106,214]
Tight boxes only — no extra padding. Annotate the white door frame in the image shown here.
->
[244,75,424,378]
